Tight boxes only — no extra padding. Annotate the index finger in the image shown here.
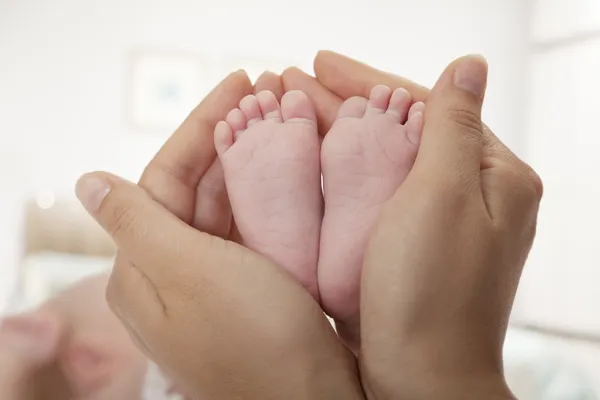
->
[140,71,253,222]
[254,71,284,101]
[314,50,429,102]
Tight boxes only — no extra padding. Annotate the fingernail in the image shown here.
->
[453,55,488,98]
[76,174,111,213]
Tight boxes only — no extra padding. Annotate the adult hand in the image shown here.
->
[77,71,363,399]
[0,311,71,399]
[285,52,542,398]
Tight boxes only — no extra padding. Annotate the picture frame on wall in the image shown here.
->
[126,49,210,132]
[125,48,307,133]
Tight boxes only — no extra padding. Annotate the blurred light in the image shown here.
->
[36,191,55,209]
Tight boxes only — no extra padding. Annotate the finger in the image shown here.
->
[313,50,429,102]
[281,67,343,134]
[414,55,488,180]
[76,172,208,286]
[193,159,232,238]
[139,70,253,223]
[0,312,64,398]
[75,171,316,331]
[253,71,284,101]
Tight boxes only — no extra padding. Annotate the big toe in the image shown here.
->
[281,90,317,125]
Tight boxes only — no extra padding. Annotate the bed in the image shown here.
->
[5,198,115,313]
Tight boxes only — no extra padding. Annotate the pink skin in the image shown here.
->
[318,86,424,328]
[0,274,148,399]
[215,85,424,343]
[215,90,323,300]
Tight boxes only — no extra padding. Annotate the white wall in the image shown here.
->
[0,0,531,310]
[513,0,600,336]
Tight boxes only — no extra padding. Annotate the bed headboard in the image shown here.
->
[23,198,115,257]
[2,198,116,313]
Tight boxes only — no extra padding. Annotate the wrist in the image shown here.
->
[361,365,515,400]
[360,336,514,400]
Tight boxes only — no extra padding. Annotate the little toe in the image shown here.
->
[225,108,247,137]
[386,88,412,123]
[256,90,283,122]
[239,95,263,126]
[366,85,392,115]
[408,101,426,119]
[214,121,234,156]
[281,90,317,126]
[336,96,368,119]
[405,110,424,145]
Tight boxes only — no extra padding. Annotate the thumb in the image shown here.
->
[75,171,198,355]
[0,312,64,398]
[416,55,488,180]
[74,171,213,289]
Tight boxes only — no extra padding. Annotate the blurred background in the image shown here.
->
[0,0,598,398]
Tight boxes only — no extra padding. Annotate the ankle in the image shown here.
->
[359,340,514,400]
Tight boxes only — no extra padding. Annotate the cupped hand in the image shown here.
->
[76,71,363,399]
[362,58,541,400]
[287,52,541,398]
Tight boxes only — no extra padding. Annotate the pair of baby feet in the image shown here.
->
[214,85,424,332]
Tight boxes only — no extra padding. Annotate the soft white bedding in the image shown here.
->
[504,329,599,399]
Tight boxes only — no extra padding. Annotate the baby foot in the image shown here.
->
[319,85,425,326]
[214,90,322,299]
